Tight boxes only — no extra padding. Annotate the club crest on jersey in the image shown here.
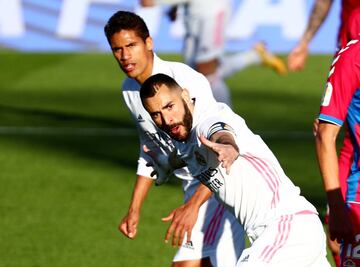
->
[195,151,206,166]
[321,82,333,107]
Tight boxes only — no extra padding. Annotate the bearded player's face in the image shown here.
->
[143,84,193,141]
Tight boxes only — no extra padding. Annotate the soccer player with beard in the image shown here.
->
[104,10,245,267]
[140,73,330,267]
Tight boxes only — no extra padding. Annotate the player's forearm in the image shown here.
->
[128,175,154,213]
[186,183,212,209]
[300,0,333,45]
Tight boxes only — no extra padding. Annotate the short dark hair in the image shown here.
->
[104,11,150,43]
[140,74,181,100]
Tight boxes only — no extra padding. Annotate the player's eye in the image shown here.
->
[151,113,159,119]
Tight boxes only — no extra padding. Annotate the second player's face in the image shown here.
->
[143,85,193,141]
[109,30,153,84]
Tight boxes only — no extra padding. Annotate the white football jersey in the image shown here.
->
[122,54,216,180]
[174,103,317,241]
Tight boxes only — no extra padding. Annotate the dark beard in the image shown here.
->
[162,100,193,141]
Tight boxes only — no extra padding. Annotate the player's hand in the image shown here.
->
[328,206,354,244]
[199,135,239,174]
[328,189,354,243]
[140,0,155,7]
[143,145,186,185]
[162,203,199,247]
[143,145,173,185]
[287,42,309,72]
[119,210,140,239]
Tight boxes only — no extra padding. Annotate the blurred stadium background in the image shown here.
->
[0,0,342,266]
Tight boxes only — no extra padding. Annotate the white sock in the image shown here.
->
[206,72,232,107]
[218,49,261,79]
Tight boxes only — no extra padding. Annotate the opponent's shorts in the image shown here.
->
[236,212,330,267]
[173,179,245,267]
[340,202,360,267]
[183,2,230,65]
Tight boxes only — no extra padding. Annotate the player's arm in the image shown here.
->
[288,0,333,71]
[315,121,353,243]
[162,183,212,247]
[315,121,341,191]
[142,143,212,247]
[119,175,154,239]
[200,130,239,175]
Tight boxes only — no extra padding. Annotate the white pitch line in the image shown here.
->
[0,126,313,139]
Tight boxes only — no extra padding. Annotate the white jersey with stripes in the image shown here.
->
[174,102,317,241]
[121,54,216,180]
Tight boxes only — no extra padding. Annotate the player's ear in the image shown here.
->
[145,36,153,51]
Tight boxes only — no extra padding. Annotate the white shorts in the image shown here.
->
[183,2,230,66]
[236,213,330,267]
[173,179,245,267]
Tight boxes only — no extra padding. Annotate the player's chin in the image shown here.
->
[170,132,187,142]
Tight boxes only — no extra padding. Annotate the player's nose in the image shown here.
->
[121,48,131,60]
[162,114,173,126]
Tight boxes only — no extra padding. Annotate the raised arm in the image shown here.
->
[200,131,239,174]
[288,0,334,71]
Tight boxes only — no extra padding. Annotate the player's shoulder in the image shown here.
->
[196,104,235,132]
[338,39,360,61]
[165,59,199,74]
[122,77,140,93]
[330,40,360,73]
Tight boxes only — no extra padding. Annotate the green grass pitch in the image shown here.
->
[0,52,339,266]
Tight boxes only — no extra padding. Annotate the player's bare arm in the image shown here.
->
[119,175,154,239]
[162,184,212,247]
[200,132,239,174]
[142,139,213,247]
[288,0,333,71]
[302,0,333,44]
[315,121,353,243]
